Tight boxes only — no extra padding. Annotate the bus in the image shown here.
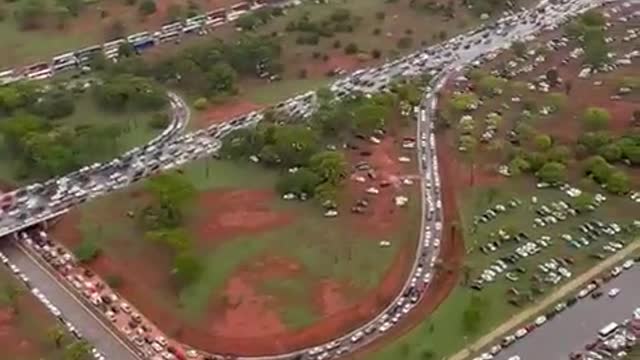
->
[598,322,619,339]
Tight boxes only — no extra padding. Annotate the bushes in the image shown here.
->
[193,97,208,111]
[344,43,359,55]
[74,239,101,263]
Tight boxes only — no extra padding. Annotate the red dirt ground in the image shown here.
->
[314,280,351,316]
[349,129,467,359]
[0,308,37,359]
[344,134,412,238]
[0,293,63,359]
[197,100,263,127]
[208,255,301,337]
[49,116,463,356]
[193,189,295,245]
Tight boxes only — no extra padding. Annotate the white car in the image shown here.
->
[608,288,621,298]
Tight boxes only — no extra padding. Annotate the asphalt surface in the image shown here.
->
[0,243,140,360]
[494,265,640,360]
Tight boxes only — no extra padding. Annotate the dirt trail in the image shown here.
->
[448,239,640,360]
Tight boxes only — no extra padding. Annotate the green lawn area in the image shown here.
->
[0,93,160,186]
[70,148,421,328]
[0,10,95,68]
[368,177,640,360]
[242,77,330,105]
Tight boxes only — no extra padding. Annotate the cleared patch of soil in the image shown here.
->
[193,189,296,245]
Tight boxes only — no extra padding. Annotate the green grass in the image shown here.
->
[0,11,95,68]
[279,303,319,330]
[179,158,279,191]
[368,177,640,360]
[243,77,330,105]
[72,152,422,329]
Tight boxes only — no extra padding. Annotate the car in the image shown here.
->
[608,288,620,298]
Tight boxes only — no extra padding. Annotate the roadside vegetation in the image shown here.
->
[0,268,92,360]
[0,75,167,186]
[370,7,640,360]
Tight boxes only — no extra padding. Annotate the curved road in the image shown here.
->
[0,0,628,359]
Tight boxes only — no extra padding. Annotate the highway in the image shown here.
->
[494,265,640,360]
[0,243,140,360]
[0,0,631,359]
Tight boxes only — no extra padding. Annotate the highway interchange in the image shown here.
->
[0,0,637,359]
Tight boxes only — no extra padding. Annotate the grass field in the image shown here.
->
[368,177,640,360]
[71,155,421,324]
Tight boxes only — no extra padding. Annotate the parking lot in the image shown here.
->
[493,261,640,360]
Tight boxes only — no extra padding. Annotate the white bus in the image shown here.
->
[51,52,78,71]
[598,322,619,339]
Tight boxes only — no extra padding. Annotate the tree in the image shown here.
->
[583,27,609,67]
[536,161,567,184]
[309,151,348,186]
[47,325,66,349]
[344,43,359,55]
[205,63,237,96]
[237,13,260,30]
[32,89,75,119]
[449,92,478,112]
[352,102,389,135]
[546,68,559,87]
[143,173,196,229]
[579,131,612,154]
[138,0,156,16]
[74,239,101,262]
[534,134,552,151]
[272,125,319,167]
[606,170,630,194]
[275,168,321,195]
[64,340,92,360]
[546,145,571,165]
[509,156,531,175]
[572,192,594,212]
[477,75,506,96]
[193,97,208,110]
[598,143,622,162]
[173,251,203,286]
[583,155,613,183]
[582,107,610,131]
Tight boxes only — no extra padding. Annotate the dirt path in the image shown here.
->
[448,239,640,360]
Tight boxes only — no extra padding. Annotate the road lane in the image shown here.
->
[495,265,640,360]
[0,243,140,360]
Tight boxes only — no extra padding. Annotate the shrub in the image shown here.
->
[193,97,208,110]
[74,239,101,263]
[344,43,359,54]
